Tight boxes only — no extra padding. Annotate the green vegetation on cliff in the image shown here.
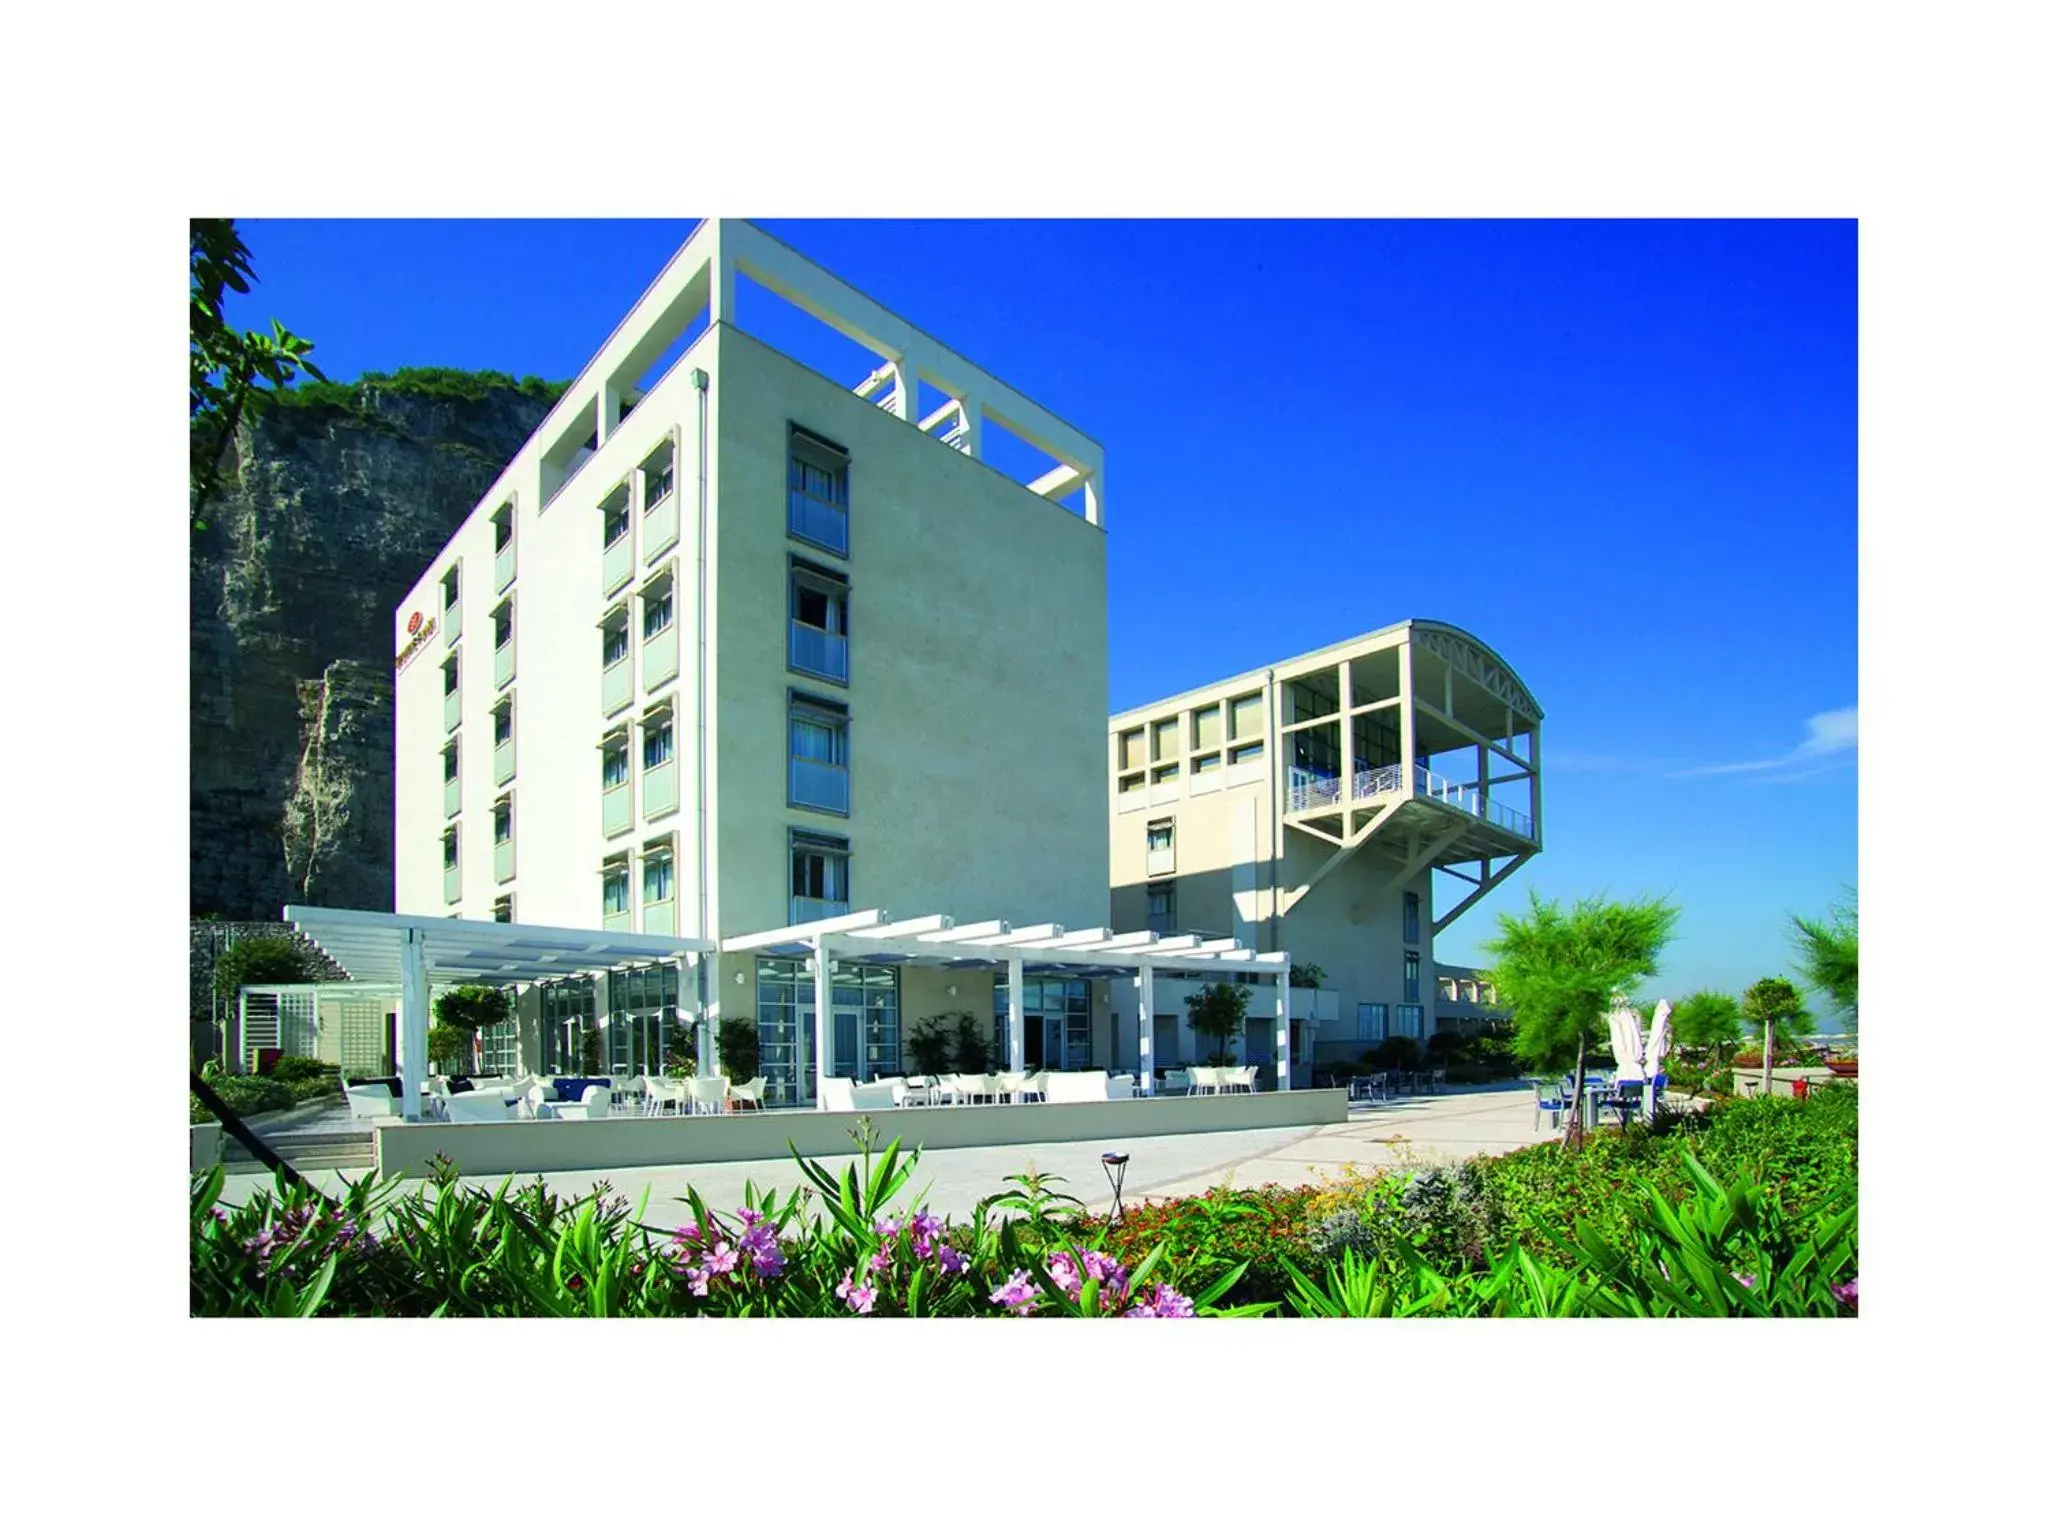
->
[278,367,569,413]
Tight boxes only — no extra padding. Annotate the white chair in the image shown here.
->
[1106,1073,1136,1100]
[344,1084,396,1121]
[1162,1068,1191,1096]
[611,1075,644,1114]
[554,1084,612,1122]
[727,1076,767,1113]
[641,1076,681,1116]
[992,1071,1027,1104]
[1187,1066,1217,1096]
[849,1082,897,1111]
[1019,1070,1049,1104]
[445,1091,516,1123]
[685,1076,729,1115]
[819,1075,858,1112]
[1042,1070,1110,1104]
[1226,1065,1258,1094]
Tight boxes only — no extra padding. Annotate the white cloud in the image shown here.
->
[1673,705,1858,779]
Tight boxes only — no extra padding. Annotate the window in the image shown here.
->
[643,847,674,903]
[602,862,630,916]
[493,600,513,650]
[643,719,674,772]
[788,426,850,555]
[1191,752,1222,775]
[1404,951,1421,1005]
[602,739,630,789]
[1151,763,1179,784]
[493,896,513,924]
[492,504,514,553]
[602,618,630,668]
[1146,881,1176,932]
[494,798,512,845]
[1191,704,1222,753]
[791,830,850,920]
[442,826,459,868]
[789,559,850,683]
[1228,692,1262,741]
[789,694,849,814]
[442,652,459,696]
[1403,891,1421,945]
[641,440,676,508]
[441,564,460,609]
[494,699,513,745]
[443,740,459,782]
[1152,717,1180,760]
[1117,727,1145,771]
[642,586,674,639]
[1228,741,1265,764]
[1357,1002,1388,1043]
[1146,819,1173,854]
[602,486,631,548]
[1396,1004,1425,1039]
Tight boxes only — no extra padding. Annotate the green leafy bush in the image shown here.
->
[214,937,319,1001]
[1066,1183,1318,1303]
[190,1075,297,1124]
[717,1016,761,1082]
[267,1055,332,1083]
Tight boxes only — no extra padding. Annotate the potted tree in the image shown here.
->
[716,1015,760,1084]
[908,1015,954,1076]
[431,984,510,1076]
[950,1013,993,1074]
[1187,981,1250,1067]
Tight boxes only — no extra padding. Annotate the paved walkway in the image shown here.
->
[212,1084,1562,1225]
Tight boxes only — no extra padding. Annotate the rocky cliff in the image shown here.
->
[191,373,560,919]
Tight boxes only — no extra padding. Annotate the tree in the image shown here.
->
[190,218,327,526]
[1671,989,1744,1065]
[1790,890,1857,1033]
[1186,981,1251,1065]
[908,1015,956,1075]
[213,935,319,1002]
[1481,892,1679,1143]
[430,985,510,1074]
[1741,977,1804,1098]
[716,1016,761,1083]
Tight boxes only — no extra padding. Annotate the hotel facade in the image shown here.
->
[1103,622,1543,1077]
[393,220,1109,1106]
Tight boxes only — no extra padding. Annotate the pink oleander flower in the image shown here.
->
[1736,1273,1757,1290]
[704,1242,740,1276]
[1832,1277,1858,1308]
[675,1220,700,1243]
[874,1216,902,1239]
[1081,1250,1130,1297]
[911,1233,933,1261]
[1045,1252,1084,1297]
[909,1209,942,1241]
[991,1270,1042,1313]
[1125,1284,1194,1318]
[835,1268,876,1314]
[936,1245,966,1275]
[869,1251,892,1276]
[750,1243,786,1279]
[736,1207,763,1226]
[685,1268,710,1298]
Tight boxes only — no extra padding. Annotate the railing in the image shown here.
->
[790,895,850,925]
[790,758,849,814]
[1284,760,1535,839]
[790,622,848,683]
[789,491,848,555]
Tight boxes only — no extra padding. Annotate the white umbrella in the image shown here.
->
[1607,1000,1645,1082]
[1643,999,1671,1120]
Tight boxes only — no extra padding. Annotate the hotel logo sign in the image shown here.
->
[396,612,438,673]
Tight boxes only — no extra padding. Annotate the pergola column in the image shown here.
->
[397,925,430,1121]
[811,937,832,1107]
[1138,963,1155,1096]
[1276,966,1293,1091]
[1007,953,1025,1072]
[696,954,718,1076]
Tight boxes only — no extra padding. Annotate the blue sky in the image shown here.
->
[224,218,1857,1013]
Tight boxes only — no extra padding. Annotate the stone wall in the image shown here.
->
[191,379,556,920]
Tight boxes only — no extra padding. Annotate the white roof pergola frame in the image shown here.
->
[285,906,717,1120]
[720,909,1294,1100]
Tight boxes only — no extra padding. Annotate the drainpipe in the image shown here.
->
[692,368,714,1074]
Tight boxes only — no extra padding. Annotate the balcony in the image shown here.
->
[644,759,679,820]
[789,622,848,684]
[603,530,634,598]
[443,680,462,734]
[494,837,515,884]
[1146,846,1175,877]
[790,758,849,815]
[791,895,850,925]
[644,488,678,562]
[1284,760,1533,840]
[602,780,633,837]
[644,623,679,691]
[494,634,516,690]
[443,773,460,818]
[602,654,633,716]
[789,491,848,555]
[494,540,515,594]
[494,733,515,786]
[603,907,632,933]
[443,861,461,905]
[642,899,676,936]
[443,598,463,646]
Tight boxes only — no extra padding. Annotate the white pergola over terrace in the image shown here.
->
[285,906,717,1121]
[720,909,1293,1101]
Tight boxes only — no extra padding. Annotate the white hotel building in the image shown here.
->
[393,220,1110,1106]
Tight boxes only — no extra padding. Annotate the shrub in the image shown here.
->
[267,1055,331,1083]
[191,1074,296,1124]
[717,1016,761,1083]
[950,1014,993,1073]
[908,1016,954,1075]
[1078,1183,1319,1304]
[426,1023,474,1074]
